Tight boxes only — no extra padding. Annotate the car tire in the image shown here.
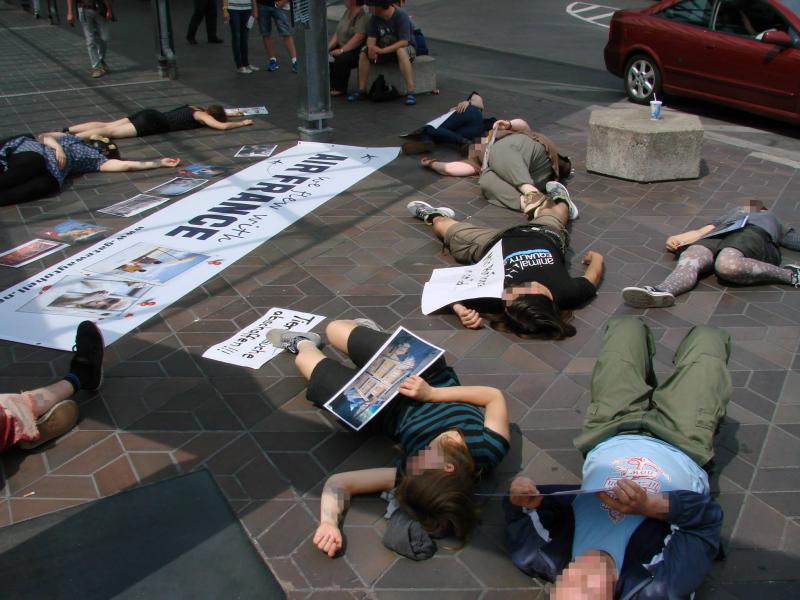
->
[624,54,661,104]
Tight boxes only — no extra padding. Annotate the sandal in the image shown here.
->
[17,399,79,450]
[347,89,366,102]
[405,93,417,106]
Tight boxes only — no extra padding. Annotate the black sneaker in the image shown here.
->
[407,200,455,224]
[69,321,104,391]
[266,329,322,354]
[784,264,800,288]
[622,286,675,309]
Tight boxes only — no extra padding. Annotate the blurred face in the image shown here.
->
[406,431,460,475]
[551,552,616,600]
[503,282,553,305]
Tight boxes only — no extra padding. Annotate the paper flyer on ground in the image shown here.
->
[426,110,454,129]
[702,214,749,239]
[0,239,67,268]
[421,240,505,315]
[35,220,110,244]
[178,163,231,178]
[99,194,170,217]
[146,177,207,196]
[203,308,325,369]
[0,142,399,349]
[225,106,269,116]
[235,144,277,158]
[324,327,444,431]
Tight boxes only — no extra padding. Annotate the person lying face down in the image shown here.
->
[62,104,253,140]
[504,317,728,598]
[622,199,800,309]
[265,319,511,557]
[408,196,603,340]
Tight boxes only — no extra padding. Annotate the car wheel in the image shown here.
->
[624,54,661,104]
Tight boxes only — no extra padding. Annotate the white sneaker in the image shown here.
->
[237,66,253,74]
[353,318,381,332]
[266,329,321,353]
[407,200,455,224]
[622,286,675,308]
[546,181,579,220]
[247,64,260,72]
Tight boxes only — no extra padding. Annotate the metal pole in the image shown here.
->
[292,0,333,141]
[151,0,178,79]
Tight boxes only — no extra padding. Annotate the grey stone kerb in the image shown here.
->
[586,107,704,182]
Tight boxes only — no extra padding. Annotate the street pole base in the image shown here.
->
[298,125,334,142]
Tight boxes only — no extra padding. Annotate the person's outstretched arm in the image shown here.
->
[194,112,253,131]
[581,250,604,288]
[99,157,180,172]
[665,225,715,252]
[398,376,510,441]
[315,468,396,557]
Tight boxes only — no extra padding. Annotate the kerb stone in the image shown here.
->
[586,107,704,182]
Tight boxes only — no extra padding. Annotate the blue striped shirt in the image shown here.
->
[383,367,510,473]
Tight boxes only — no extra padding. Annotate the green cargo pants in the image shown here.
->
[479,134,553,211]
[573,317,732,467]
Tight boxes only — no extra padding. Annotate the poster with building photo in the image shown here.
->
[83,243,210,285]
[324,327,444,431]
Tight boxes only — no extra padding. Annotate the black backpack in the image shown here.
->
[368,74,400,102]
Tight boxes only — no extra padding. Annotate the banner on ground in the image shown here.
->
[202,308,324,369]
[0,142,398,350]
[421,240,504,315]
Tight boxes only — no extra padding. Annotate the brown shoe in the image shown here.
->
[521,190,547,216]
[17,399,79,450]
[402,140,435,155]
[90,67,105,78]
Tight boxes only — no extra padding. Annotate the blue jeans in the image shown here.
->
[420,105,485,145]
[228,9,251,68]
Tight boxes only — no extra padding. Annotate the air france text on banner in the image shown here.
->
[0,142,399,350]
[420,240,505,315]
[203,308,324,369]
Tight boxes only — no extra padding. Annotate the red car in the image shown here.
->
[605,0,800,124]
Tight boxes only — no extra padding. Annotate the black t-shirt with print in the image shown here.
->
[464,230,596,312]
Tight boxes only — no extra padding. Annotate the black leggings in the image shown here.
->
[329,47,361,93]
[0,152,59,206]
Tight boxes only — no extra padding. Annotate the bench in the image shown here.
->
[348,54,437,95]
[586,107,704,182]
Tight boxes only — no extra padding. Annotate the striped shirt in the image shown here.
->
[227,0,252,10]
[383,367,510,473]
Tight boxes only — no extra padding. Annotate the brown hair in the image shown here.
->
[204,104,228,123]
[491,294,577,340]
[395,434,480,543]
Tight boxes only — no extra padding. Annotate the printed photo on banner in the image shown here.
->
[178,163,231,179]
[203,307,325,369]
[146,177,207,196]
[99,194,170,217]
[421,240,505,314]
[35,220,110,244]
[225,106,269,116]
[84,243,210,285]
[235,144,277,158]
[18,276,152,318]
[0,239,67,268]
[324,327,444,431]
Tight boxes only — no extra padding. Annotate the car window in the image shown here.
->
[715,0,791,37]
[657,0,714,26]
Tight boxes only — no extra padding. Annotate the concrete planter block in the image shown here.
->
[348,55,437,94]
[586,107,704,182]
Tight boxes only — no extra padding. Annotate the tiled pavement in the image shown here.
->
[1,2,799,598]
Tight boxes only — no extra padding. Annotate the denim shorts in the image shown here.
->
[258,5,292,36]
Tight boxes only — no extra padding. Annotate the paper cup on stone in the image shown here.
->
[650,100,662,120]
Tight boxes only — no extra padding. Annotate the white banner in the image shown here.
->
[0,142,398,350]
[202,307,325,369]
[421,240,505,315]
